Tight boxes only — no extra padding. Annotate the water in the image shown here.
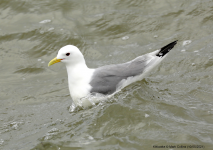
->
[0,0,213,149]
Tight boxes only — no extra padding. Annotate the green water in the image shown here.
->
[0,0,213,149]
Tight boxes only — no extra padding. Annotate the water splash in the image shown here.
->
[69,103,77,112]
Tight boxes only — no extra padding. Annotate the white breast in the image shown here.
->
[66,64,95,106]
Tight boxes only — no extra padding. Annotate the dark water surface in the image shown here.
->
[0,0,213,149]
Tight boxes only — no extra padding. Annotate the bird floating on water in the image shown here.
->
[48,41,177,107]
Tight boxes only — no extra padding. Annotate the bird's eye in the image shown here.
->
[66,53,70,56]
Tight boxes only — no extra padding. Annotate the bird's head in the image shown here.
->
[48,45,85,67]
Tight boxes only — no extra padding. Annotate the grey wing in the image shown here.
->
[89,54,152,94]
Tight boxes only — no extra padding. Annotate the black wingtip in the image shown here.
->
[156,40,178,57]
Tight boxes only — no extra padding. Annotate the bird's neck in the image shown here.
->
[66,63,90,80]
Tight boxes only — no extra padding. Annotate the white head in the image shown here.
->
[48,45,85,67]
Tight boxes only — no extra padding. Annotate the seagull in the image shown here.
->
[48,41,177,107]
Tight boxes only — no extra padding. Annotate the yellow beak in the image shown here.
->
[48,57,61,67]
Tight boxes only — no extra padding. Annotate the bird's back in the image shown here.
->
[89,53,156,94]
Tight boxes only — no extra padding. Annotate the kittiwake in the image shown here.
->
[48,41,178,107]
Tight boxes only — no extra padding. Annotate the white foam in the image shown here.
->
[48,27,54,31]
[182,40,191,46]
[0,139,4,145]
[39,19,51,24]
[79,93,107,108]
[69,103,76,112]
[122,36,129,40]
[145,114,150,118]
[88,135,94,140]
[39,31,44,34]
